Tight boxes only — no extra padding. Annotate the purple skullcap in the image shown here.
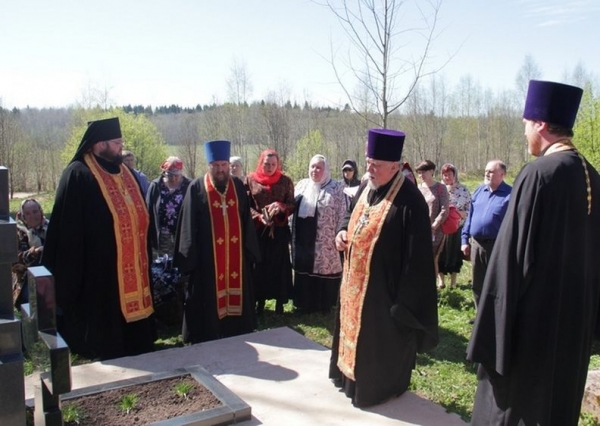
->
[204,140,231,163]
[366,129,405,162]
[523,80,583,129]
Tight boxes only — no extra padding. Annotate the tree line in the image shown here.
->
[1,72,598,197]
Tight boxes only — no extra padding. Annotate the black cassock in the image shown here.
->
[176,176,260,344]
[467,150,600,425]
[43,156,156,360]
[329,176,439,407]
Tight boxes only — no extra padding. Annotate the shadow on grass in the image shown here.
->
[256,301,336,348]
[421,327,473,366]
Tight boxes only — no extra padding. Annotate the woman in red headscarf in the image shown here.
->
[245,149,296,314]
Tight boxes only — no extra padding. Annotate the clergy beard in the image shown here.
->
[367,179,379,190]
[96,145,123,165]
[527,132,543,157]
[211,169,230,185]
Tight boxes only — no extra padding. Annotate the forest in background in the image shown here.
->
[1,67,599,195]
[3,0,600,195]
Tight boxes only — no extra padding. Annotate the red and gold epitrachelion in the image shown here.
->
[204,174,244,319]
[85,153,154,322]
[337,172,404,380]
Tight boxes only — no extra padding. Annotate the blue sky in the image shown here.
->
[1,0,599,109]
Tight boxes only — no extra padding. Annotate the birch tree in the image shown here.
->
[324,0,448,128]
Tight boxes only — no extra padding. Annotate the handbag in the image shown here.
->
[436,183,460,235]
[441,205,461,234]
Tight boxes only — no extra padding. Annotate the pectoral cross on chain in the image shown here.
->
[220,196,228,216]
[354,210,370,236]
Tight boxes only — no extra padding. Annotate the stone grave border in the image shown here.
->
[26,365,251,426]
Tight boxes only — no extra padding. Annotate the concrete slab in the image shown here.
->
[25,327,467,425]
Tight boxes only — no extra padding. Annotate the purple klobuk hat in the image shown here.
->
[204,140,231,163]
[523,80,583,129]
[366,129,405,162]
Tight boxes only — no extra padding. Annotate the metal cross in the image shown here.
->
[354,211,370,235]
[220,196,228,216]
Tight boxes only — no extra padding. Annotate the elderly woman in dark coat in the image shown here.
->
[13,198,49,308]
[291,155,346,313]
[146,156,191,259]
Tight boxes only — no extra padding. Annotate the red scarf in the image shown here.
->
[250,170,282,189]
[251,149,283,190]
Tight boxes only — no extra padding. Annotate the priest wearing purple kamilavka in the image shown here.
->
[467,80,600,426]
[330,128,438,408]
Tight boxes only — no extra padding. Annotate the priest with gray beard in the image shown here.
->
[330,128,439,407]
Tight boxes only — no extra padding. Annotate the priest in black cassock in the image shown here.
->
[467,81,600,425]
[329,128,439,407]
[43,117,156,360]
[175,140,260,344]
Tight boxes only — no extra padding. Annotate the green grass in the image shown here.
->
[62,402,83,424]
[9,192,55,218]
[118,393,139,414]
[13,192,599,425]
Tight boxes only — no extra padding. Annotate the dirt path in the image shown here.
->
[12,192,38,199]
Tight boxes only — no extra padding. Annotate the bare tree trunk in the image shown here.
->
[325,0,447,128]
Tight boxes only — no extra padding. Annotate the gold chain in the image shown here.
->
[545,138,592,215]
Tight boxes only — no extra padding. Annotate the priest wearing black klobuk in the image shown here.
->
[329,128,439,407]
[43,117,156,360]
[175,140,260,344]
[467,81,600,426]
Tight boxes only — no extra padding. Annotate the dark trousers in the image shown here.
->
[470,238,495,308]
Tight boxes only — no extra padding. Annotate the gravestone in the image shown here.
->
[22,266,72,426]
[0,166,26,426]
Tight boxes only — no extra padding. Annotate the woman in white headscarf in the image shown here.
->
[290,155,346,313]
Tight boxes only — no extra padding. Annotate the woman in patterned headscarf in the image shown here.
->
[245,149,296,315]
[291,155,346,313]
[146,156,191,259]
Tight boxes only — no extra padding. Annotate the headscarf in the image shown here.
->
[72,117,122,163]
[161,156,184,176]
[230,156,243,166]
[16,199,48,249]
[297,155,330,218]
[251,149,283,189]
